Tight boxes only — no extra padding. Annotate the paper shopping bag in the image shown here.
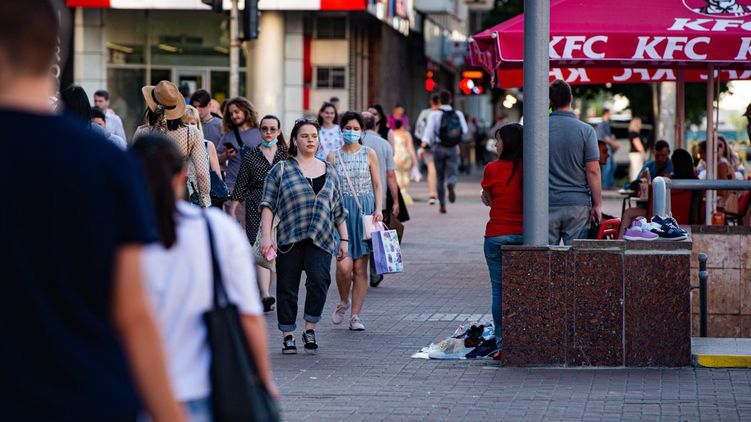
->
[372,227,403,275]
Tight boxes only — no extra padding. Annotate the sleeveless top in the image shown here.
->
[335,146,373,197]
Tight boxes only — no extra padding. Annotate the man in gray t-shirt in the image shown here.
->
[548,80,602,245]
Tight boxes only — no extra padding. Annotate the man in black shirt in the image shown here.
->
[0,1,182,421]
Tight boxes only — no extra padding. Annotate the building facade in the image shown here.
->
[67,0,472,137]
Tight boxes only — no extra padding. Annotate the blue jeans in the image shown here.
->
[483,234,524,349]
[184,397,212,422]
[602,145,616,188]
[432,145,458,206]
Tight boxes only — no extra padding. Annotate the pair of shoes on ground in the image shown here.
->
[331,302,365,331]
[282,329,318,354]
[262,296,276,313]
[623,215,688,241]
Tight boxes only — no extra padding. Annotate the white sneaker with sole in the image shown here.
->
[332,302,349,325]
[349,314,365,331]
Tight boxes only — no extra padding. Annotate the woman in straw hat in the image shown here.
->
[134,80,211,207]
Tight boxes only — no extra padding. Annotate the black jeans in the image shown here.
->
[276,239,332,332]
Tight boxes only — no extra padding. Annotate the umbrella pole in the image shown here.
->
[522,0,550,245]
[676,70,685,150]
[705,65,715,225]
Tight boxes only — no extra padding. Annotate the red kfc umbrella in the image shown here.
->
[470,0,751,73]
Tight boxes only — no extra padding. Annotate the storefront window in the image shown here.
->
[107,68,146,139]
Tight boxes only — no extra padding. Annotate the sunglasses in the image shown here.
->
[294,118,320,127]
[260,126,278,132]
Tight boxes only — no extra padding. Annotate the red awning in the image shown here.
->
[470,0,751,74]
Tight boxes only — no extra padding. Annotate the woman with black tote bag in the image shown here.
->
[133,134,279,421]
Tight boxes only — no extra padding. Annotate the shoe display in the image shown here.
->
[448,185,456,203]
[262,296,276,313]
[652,215,688,236]
[331,302,349,325]
[623,217,659,241]
[302,329,318,353]
[649,216,688,241]
[282,335,297,354]
[349,314,365,331]
[428,197,437,205]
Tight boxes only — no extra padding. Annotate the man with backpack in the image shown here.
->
[421,89,468,213]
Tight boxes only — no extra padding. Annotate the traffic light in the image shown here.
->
[242,0,260,41]
[201,0,222,13]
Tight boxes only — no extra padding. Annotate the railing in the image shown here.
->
[652,177,751,219]
[691,253,709,337]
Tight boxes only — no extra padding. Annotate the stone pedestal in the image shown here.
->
[502,239,692,367]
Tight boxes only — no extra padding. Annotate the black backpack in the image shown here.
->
[438,108,463,147]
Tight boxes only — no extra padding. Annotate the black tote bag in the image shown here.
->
[202,212,280,422]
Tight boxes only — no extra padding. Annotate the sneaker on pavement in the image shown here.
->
[649,216,688,241]
[331,302,349,325]
[262,296,276,313]
[652,215,687,236]
[428,197,437,205]
[349,314,365,331]
[439,206,447,214]
[623,217,659,241]
[282,335,297,354]
[448,185,456,203]
[302,329,318,354]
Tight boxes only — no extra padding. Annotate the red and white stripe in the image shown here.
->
[67,0,366,10]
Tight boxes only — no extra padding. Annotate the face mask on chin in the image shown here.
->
[342,129,361,145]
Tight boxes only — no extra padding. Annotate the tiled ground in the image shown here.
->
[263,173,751,421]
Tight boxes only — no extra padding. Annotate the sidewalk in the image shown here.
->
[264,174,751,421]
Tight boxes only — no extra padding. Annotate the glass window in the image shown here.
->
[316,67,346,89]
[315,17,346,39]
[150,68,172,86]
[107,68,146,140]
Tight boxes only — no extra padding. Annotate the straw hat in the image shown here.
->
[141,80,186,121]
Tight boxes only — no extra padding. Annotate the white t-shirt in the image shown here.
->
[141,201,262,401]
[317,125,343,160]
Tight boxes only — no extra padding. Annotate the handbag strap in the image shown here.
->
[233,126,246,148]
[203,211,229,309]
[275,161,285,211]
[336,149,363,213]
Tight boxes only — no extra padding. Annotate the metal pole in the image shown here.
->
[675,69,685,150]
[522,0,550,246]
[698,253,708,337]
[705,65,715,224]
[229,0,240,98]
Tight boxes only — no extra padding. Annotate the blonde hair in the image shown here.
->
[183,105,204,139]
[628,117,642,133]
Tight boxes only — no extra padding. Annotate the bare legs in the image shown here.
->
[256,266,272,298]
[335,255,369,316]
[426,161,437,199]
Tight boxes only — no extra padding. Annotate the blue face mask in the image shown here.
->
[261,138,278,148]
[342,129,361,145]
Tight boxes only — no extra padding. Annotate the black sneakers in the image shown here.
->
[282,335,297,354]
[302,329,318,353]
[448,184,456,203]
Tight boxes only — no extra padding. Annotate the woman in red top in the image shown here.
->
[481,123,524,354]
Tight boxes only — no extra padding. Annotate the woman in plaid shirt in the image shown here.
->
[259,120,349,354]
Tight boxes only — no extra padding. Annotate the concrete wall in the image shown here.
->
[74,8,106,100]
[690,226,751,338]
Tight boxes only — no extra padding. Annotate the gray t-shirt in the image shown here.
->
[361,130,396,208]
[549,111,599,207]
[202,116,223,146]
[218,128,262,189]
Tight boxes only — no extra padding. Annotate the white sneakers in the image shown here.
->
[331,302,349,325]
[349,314,365,331]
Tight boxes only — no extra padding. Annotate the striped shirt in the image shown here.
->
[259,158,347,255]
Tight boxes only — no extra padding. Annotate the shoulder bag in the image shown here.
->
[202,212,280,422]
[253,161,284,271]
[336,150,376,240]
[233,127,252,157]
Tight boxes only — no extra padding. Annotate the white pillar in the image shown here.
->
[282,13,304,134]
[658,82,677,150]
[73,8,106,99]
[248,11,285,121]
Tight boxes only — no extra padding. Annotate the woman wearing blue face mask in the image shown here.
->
[230,115,288,312]
[327,111,383,331]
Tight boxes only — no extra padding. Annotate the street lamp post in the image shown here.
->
[229,0,240,98]
[522,0,550,245]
